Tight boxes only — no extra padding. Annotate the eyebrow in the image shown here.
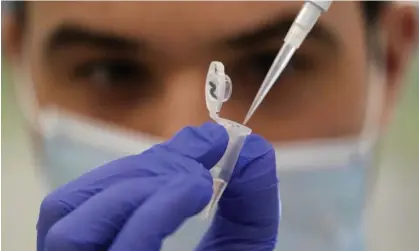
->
[44,24,142,55]
[222,15,338,50]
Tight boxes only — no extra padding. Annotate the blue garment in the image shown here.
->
[37,122,280,251]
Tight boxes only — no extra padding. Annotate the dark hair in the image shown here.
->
[7,1,387,28]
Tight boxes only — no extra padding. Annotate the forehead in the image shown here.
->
[28,2,363,47]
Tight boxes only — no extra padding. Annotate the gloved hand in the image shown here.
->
[37,122,279,251]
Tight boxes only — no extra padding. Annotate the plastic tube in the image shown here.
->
[204,118,252,218]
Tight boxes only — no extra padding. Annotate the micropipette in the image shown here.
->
[244,0,333,125]
[203,61,252,218]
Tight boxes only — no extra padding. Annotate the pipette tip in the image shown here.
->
[244,101,259,125]
[243,113,252,125]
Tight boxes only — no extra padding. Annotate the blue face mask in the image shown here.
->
[37,110,375,251]
[275,159,371,251]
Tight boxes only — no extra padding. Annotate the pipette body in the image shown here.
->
[244,0,333,125]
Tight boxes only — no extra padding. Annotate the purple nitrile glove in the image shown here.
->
[37,122,279,251]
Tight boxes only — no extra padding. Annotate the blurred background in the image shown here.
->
[2,55,418,251]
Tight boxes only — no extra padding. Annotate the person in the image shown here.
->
[2,1,418,251]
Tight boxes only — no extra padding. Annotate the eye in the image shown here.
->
[73,58,148,89]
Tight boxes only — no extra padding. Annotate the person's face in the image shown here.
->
[4,2,417,141]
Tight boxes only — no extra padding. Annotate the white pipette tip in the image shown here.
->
[202,178,227,219]
[243,91,265,125]
[243,112,252,125]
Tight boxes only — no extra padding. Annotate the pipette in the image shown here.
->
[203,61,252,218]
[244,0,333,125]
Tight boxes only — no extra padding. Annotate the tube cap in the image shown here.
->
[205,62,232,121]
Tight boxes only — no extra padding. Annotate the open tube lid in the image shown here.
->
[205,61,233,122]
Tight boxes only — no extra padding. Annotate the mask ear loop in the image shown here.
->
[359,32,389,212]
[10,52,43,135]
[356,19,390,155]
[357,64,386,155]
[10,53,55,192]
